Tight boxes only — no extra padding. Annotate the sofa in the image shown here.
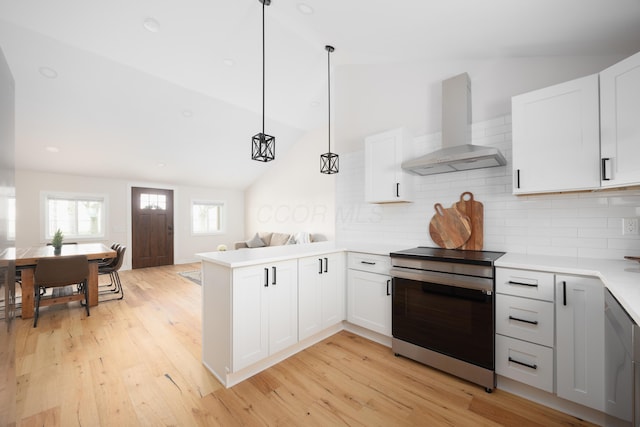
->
[234,231,327,250]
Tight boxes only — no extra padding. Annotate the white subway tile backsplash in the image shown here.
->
[336,115,640,259]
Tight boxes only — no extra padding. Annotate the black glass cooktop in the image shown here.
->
[390,246,505,265]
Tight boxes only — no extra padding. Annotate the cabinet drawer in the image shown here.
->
[347,252,391,275]
[496,268,554,301]
[496,294,554,347]
[496,335,554,393]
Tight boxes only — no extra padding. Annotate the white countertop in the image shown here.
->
[496,253,640,325]
[197,241,348,268]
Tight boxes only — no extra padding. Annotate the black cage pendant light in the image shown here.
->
[252,0,275,162]
[320,45,338,174]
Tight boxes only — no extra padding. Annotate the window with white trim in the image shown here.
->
[43,192,107,240]
[192,200,224,235]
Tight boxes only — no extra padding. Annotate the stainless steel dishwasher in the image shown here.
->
[605,288,640,427]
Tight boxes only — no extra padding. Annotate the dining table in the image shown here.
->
[13,243,117,319]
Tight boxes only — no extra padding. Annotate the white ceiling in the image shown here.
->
[1,0,640,189]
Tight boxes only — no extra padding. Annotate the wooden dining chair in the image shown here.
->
[33,254,90,327]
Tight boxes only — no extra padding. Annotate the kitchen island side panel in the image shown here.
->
[201,260,232,384]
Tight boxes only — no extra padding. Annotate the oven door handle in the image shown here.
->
[390,267,493,293]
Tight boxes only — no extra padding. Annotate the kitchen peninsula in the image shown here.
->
[197,241,347,387]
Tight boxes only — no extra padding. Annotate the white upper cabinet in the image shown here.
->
[512,74,601,194]
[600,51,640,188]
[365,127,413,203]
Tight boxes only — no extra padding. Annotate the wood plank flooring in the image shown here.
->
[15,263,596,426]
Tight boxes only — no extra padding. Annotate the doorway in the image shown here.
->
[131,187,174,269]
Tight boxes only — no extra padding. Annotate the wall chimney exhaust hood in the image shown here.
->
[402,73,506,176]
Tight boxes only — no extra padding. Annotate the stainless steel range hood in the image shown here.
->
[402,73,506,176]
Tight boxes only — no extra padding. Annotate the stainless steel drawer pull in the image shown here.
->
[508,315,538,325]
[508,357,537,370]
[508,280,538,288]
[360,261,376,265]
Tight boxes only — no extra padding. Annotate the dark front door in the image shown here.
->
[131,187,174,269]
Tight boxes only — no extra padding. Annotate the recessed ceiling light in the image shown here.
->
[223,58,234,67]
[297,3,314,14]
[38,67,58,79]
[182,109,193,118]
[143,17,160,33]
[45,146,59,153]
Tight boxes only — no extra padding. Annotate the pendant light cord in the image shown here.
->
[262,0,266,134]
[327,47,331,153]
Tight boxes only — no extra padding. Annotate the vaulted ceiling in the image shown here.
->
[1,0,639,189]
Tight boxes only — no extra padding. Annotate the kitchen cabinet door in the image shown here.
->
[347,269,392,336]
[364,127,414,203]
[600,51,640,188]
[511,74,600,194]
[232,259,298,371]
[267,260,298,354]
[555,274,605,411]
[298,253,345,341]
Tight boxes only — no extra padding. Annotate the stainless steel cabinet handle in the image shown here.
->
[509,315,538,325]
[508,357,537,370]
[508,280,538,288]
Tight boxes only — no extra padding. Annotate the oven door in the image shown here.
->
[392,275,494,370]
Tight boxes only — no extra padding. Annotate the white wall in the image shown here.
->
[335,54,629,153]
[16,170,245,268]
[336,115,640,259]
[244,128,336,241]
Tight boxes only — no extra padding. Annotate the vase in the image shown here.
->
[53,246,61,255]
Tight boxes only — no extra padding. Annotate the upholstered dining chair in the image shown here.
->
[33,254,90,327]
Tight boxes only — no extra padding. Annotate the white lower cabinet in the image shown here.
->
[298,252,345,341]
[232,259,298,371]
[496,294,555,347]
[496,267,606,413]
[347,253,392,336]
[555,274,605,412]
[496,335,554,393]
[495,268,555,393]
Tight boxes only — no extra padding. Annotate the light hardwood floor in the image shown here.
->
[15,263,596,426]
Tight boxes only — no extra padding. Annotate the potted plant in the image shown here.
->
[52,229,64,255]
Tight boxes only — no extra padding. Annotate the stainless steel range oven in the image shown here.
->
[390,247,504,392]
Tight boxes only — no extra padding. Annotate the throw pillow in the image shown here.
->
[269,232,291,246]
[246,232,266,248]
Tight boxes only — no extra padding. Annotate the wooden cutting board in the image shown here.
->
[429,203,471,249]
[454,192,484,250]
